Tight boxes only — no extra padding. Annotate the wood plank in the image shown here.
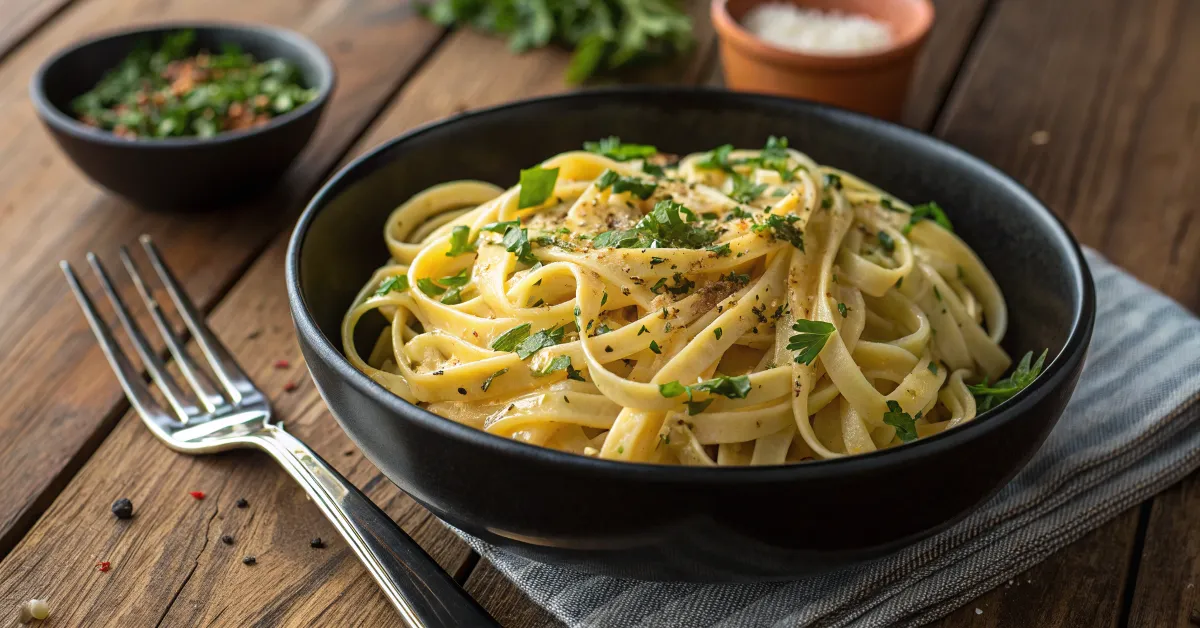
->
[0,0,76,60]
[467,561,565,628]
[1129,473,1200,628]
[925,0,1200,623]
[0,9,718,625]
[0,0,442,555]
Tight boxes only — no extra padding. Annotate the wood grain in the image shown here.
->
[467,561,564,628]
[924,0,1200,623]
[0,7,718,625]
[1128,472,1200,626]
[0,0,75,61]
[0,0,442,556]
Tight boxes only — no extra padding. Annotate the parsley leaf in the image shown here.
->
[515,324,566,359]
[968,349,1048,412]
[707,242,732,257]
[904,202,954,234]
[440,286,463,305]
[686,399,714,415]
[787,319,835,365]
[753,213,805,251]
[837,302,848,318]
[698,144,734,170]
[659,381,687,397]
[375,275,409,297]
[437,268,470,287]
[535,355,585,382]
[416,278,445,296]
[490,323,532,352]
[481,368,508,392]
[882,400,918,442]
[591,199,717,250]
[518,166,559,209]
[649,340,661,354]
[500,225,540,266]
[446,225,476,256]
[928,362,938,375]
[877,230,895,253]
[824,173,843,190]
[583,137,656,161]
[481,219,520,233]
[729,173,768,203]
[690,375,751,399]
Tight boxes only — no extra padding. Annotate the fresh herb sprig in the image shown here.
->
[968,349,1048,412]
[420,0,692,84]
[592,199,717,250]
[787,319,835,365]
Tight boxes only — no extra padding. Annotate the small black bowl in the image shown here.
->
[30,22,335,209]
[287,88,1095,582]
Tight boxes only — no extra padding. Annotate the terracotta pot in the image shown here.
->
[712,0,935,121]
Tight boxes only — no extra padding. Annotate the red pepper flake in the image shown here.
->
[97,561,111,573]
[189,491,206,500]
[283,381,298,393]
[273,359,290,369]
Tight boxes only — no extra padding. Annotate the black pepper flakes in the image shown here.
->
[457,387,467,395]
[242,555,257,565]
[221,535,234,545]
[111,498,134,520]
[310,537,325,549]
[235,498,249,509]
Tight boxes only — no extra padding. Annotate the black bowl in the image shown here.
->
[30,22,335,209]
[287,88,1095,582]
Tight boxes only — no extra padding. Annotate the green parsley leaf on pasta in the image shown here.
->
[690,375,751,399]
[446,225,476,256]
[877,230,895,253]
[968,349,1048,412]
[904,201,954,234]
[515,324,566,359]
[481,368,508,392]
[518,166,559,209]
[534,355,574,377]
[658,381,688,398]
[697,144,734,170]
[882,400,918,442]
[416,278,445,296]
[440,286,463,305]
[375,275,409,297]
[729,173,768,203]
[752,214,805,251]
[437,268,470,287]
[490,323,532,352]
[787,319,835,365]
[583,137,657,161]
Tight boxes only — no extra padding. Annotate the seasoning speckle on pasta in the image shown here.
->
[343,137,1044,465]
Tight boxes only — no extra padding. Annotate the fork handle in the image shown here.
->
[254,427,497,628]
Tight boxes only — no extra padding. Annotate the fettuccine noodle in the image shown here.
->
[343,138,1015,465]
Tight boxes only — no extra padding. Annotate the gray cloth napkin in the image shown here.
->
[457,249,1200,627]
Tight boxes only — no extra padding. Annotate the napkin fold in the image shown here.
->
[458,249,1200,627]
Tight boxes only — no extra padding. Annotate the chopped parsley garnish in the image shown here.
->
[928,362,938,375]
[534,355,572,377]
[649,256,666,266]
[824,173,843,190]
[697,144,734,170]
[666,273,694,296]
[896,277,903,288]
[594,324,613,335]
[878,230,895,253]
[642,163,665,177]
[752,213,805,251]
[515,324,566,359]
[490,323,532,352]
[501,225,540,266]
[727,206,753,221]
[658,375,751,409]
[723,271,750,285]
[904,201,954,233]
[416,278,445,296]
[481,219,520,233]
[787,319,835,365]
[880,198,905,213]
[595,169,657,199]
[446,225,476,256]
[583,137,656,161]
[440,287,463,305]
[882,400,918,442]
[707,242,732,257]
[517,166,559,209]
[649,340,662,354]
[969,349,1048,412]
[837,302,848,318]
[601,291,608,306]
[375,275,409,297]
[738,136,796,180]
[729,173,768,203]
[934,286,943,301]
[714,328,723,340]
[649,277,668,293]
[481,368,508,392]
[592,199,717,250]
[637,325,649,336]
[771,188,789,197]
[700,211,719,220]
[437,268,470,287]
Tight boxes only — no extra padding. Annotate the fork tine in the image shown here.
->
[88,253,198,423]
[61,261,178,436]
[120,246,227,414]
[139,235,259,404]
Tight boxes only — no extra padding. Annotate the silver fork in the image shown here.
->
[62,235,495,628]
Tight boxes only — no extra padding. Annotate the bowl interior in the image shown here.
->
[37,24,332,129]
[299,90,1084,385]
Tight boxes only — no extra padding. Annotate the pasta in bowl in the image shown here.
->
[342,137,1046,466]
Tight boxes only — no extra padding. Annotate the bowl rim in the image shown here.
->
[286,86,1096,484]
[28,21,336,148]
[711,0,936,69]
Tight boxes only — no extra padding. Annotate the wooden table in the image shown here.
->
[0,0,1196,625]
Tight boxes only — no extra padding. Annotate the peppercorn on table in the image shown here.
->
[0,0,1197,625]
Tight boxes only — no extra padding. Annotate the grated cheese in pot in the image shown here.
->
[742,4,892,55]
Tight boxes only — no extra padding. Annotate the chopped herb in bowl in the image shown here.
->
[71,29,318,139]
